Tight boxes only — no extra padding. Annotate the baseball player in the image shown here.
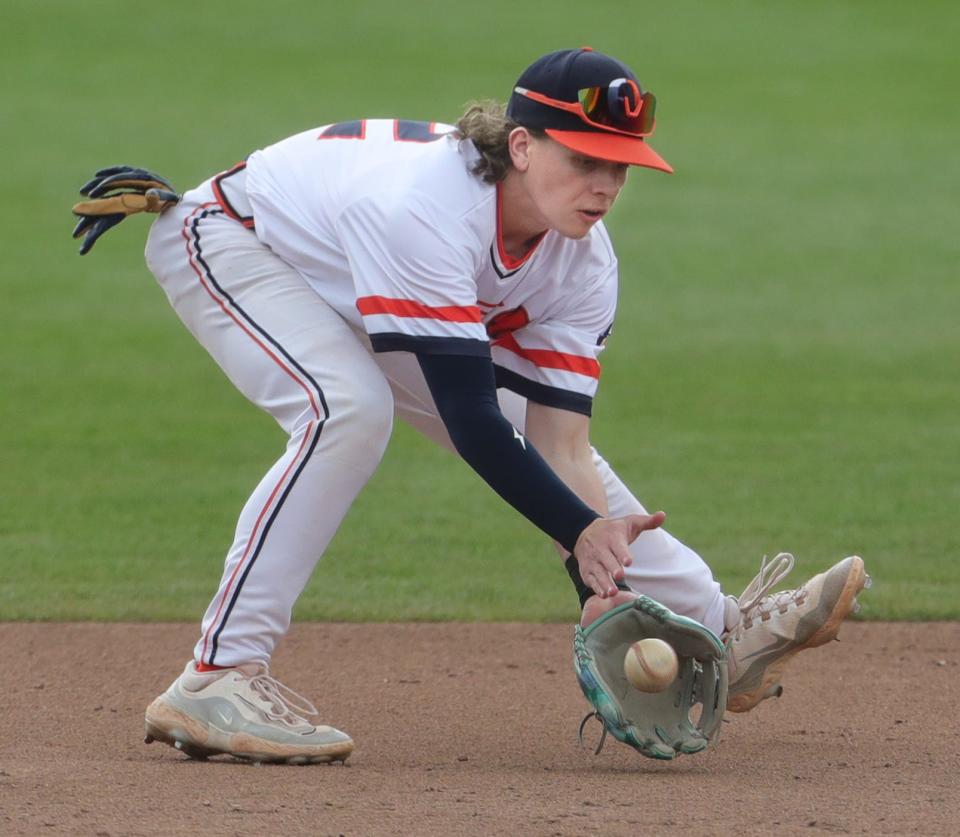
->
[73,48,868,764]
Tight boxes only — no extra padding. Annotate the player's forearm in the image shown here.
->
[443,405,600,551]
[534,443,609,522]
[524,403,609,552]
[539,447,609,560]
[416,352,600,552]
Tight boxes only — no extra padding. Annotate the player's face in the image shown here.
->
[515,134,629,239]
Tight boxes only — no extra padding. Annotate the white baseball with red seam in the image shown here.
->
[623,638,679,692]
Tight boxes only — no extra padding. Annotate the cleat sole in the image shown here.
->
[144,700,353,765]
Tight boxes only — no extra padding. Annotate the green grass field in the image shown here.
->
[1,1,957,621]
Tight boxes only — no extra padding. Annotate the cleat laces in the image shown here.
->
[247,671,319,728]
[731,553,799,639]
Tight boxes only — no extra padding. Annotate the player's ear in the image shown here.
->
[508,127,534,173]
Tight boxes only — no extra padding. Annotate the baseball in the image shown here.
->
[623,638,679,692]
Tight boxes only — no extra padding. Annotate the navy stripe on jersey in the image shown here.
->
[370,332,492,357]
[494,365,594,417]
[186,207,331,664]
[318,120,366,139]
[489,245,523,280]
[394,120,447,143]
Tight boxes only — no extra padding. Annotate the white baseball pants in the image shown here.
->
[144,176,728,667]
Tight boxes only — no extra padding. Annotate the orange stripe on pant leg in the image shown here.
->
[198,422,315,663]
[179,204,323,662]
[179,204,323,421]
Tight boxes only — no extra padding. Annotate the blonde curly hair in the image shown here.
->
[453,100,544,184]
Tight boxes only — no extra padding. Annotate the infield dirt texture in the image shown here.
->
[2,1,959,835]
[2,622,959,835]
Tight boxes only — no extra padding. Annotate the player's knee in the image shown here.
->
[325,378,395,463]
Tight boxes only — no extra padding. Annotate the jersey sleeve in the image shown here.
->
[491,262,618,417]
[335,193,490,357]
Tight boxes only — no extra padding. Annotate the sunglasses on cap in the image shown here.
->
[513,77,657,137]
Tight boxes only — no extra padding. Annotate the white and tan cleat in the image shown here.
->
[144,661,354,764]
[725,554,870,713]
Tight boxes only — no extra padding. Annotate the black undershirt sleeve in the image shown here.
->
[416,351,601,553]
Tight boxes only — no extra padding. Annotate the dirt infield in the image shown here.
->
[1,622,957,836]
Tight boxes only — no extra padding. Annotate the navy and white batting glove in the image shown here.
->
[72,165,180,254]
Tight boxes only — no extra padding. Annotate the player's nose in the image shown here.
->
[592,163,628,198]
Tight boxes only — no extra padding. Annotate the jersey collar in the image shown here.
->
[494,182,546,275]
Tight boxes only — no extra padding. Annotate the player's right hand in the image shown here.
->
[573,511,666,598]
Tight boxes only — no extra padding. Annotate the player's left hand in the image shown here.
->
[572,511,665,598]
[72,165,180,254]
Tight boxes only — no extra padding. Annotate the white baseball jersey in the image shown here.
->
[143,119,728,671]
[243,118,618,414]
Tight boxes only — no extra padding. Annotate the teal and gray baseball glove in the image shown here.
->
[573,595,728,760]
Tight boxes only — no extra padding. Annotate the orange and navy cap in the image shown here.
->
[506,48,673,173]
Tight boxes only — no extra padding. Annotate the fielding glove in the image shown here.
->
[72,165,180,254]
[573,595,728,760]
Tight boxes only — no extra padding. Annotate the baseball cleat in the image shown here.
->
[144,661,354,764]
[724,554,869,713]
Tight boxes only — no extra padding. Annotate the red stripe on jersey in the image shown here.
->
[494,334,601,379]
[357,295,483,323]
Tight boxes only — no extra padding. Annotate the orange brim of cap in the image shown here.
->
[545,128,674,173]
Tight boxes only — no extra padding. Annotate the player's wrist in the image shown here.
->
[564,553,631,609]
